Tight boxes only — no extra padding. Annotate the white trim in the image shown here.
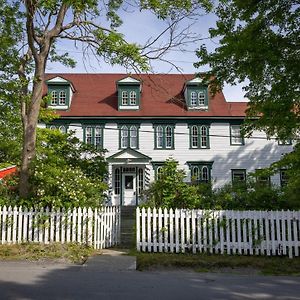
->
[119,105,139,110]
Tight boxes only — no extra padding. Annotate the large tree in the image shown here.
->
[195,0,300,138]
[0,0,212,198]
[195,0,300,202]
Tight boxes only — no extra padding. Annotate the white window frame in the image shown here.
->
[230,125,244,145]
[122,91,128,105]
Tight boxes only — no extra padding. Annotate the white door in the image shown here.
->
[122,173,136,206]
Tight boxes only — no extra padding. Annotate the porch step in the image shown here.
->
[120,206,136,248]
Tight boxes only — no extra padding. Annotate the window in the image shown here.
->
[189,162,213,183]
[122,91,128,105]
[189,125,209,149]
[191,92,197,106]
[51,91,58,105]
[59,91,66,105]
[48,124,68,133]
[255,170,271,186]
[129,91,137,105]
[280,170,288,186]
[114,168,120,195]
[119,125,139,149]
[230,125,244,145]
[138,168,144,195]
[152,162,165,179]
[187,87,208,109]
[198,91,205,105]
[232,169,246,184]
[117,77,141,110]
[49,88,68,107]
[84,126,103,149]
[154,125,174,149]
[278,139,292,145]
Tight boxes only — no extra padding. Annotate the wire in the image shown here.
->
[51,123,299,141]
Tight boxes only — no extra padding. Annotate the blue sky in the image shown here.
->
[46,7,247,102]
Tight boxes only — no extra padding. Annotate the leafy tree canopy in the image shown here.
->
[0,0,213,198]
[195,0,300,139]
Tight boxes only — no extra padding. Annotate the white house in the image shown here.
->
[43,73,293,206]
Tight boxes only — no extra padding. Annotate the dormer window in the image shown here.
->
[59,91,66,105]
[46,76,75,110]
[122,91,129,105]
[51,91,58,105]
[184,77,208,110]
[117,76,141,110]
[130,91,137,105]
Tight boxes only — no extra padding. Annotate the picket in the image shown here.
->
[136,208,300,258]
[0,206,120,250]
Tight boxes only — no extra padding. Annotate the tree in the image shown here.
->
[0,128,108,208]
[195,0,300,203]
[195,0,299,139]
[0,0,212,198]
[142,158,205,209]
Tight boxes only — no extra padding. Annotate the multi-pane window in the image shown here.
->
[154,125,174,149]
[51,91,58,105]
[278,139,292,145]
[230,125,244,145]
[190,164,211,183]
[84,126,103,149]
[232,169,246,184]
[49,88,68,106]
[48,124,67,133]
[198,91,205,105]
[280,170,288,186]
[114,168,121,195]
[59,91,66,105]
[122,91,128,105]
[189,90,207,107]
[130,91,137,105]
[138,168,144,195]
[191,92,197,106]
[255,169,270,186]
[190,125,209,149]
[120,125,138,149]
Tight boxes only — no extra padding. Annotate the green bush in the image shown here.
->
[0,128,108,208]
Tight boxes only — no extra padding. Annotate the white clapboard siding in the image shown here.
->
[0,206,120,249]
[136,208,300,258]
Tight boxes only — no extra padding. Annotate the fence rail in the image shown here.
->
[136,208,300,258]
[0,206,120,249]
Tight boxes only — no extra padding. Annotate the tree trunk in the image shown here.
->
[19,66,45,198]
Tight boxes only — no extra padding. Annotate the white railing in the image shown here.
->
[0,206,120,249]
[136,208,300,258]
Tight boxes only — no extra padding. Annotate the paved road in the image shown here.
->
[0,253,299,300]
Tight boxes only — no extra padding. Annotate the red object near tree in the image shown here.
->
[0,166,17,180]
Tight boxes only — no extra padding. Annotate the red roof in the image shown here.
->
[0,166,17,180]
[44,73,247,118]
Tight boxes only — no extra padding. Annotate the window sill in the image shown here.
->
[119,105,139,110]
[48,105,69,110]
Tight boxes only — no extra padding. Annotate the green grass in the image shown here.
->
[0,243,98,264]
[135,252,300,276]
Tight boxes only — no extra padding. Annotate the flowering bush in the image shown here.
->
[27,128,108,208]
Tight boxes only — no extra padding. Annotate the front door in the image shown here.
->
[122,173,136,206]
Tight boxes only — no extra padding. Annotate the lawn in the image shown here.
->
[135,251,300,275]
[0,243,98,264]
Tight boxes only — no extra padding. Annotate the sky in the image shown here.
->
[46,5,247,102]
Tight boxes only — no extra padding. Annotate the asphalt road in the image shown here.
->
[0,259,299,300]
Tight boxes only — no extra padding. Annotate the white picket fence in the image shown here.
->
[0,206,120,249]
[136,208,300,258]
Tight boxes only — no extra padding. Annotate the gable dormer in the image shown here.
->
[116,76,141,111]
[46,76,75,110]
[184,77,208,111]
